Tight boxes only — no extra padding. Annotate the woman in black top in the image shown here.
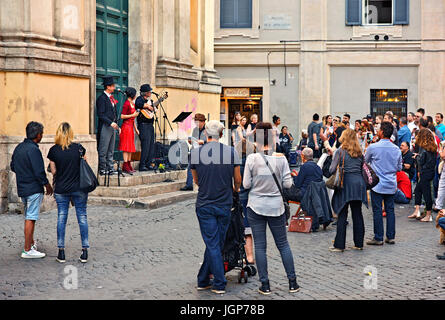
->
[48,122,90,263]
[410,128,438,222]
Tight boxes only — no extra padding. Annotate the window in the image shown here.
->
[363,0,392,25]
[346,0,409,26]
[220,0,252,29]
[370,89,408,119]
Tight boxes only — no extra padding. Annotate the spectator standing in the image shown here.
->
[190,120,241,294]
[181,113,207,192]
[434,143,445,211]
[343,114,355,130]
[409,129,437,222]
[365,122,402,245]
[246,114,258,143]
[243,122,299,295]
[231,111,241,146]
[48,123,90,263]
[436,113,445,140]
[407,112,418,133]
[236,116,248,144]
[307,114,322,158]
[10,122,53,259]
[384,112,399,146]
[397,117,411,147]
[329,129,368,252]
[272,115,282,152]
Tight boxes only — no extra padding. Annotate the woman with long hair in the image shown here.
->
[236,116,248,144]
[246,114,258,142]
[119,87,139,174]
[231,111,241,145]
[47,122,90,263]
[272,115,281,152]
[409,128,438,222]
[329,128,368,252]
[243,122,299,294]
[322,114,334,142]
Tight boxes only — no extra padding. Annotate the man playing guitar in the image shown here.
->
[135,84,168,171]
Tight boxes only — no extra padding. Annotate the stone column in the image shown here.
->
[298,0,329,130]
[419,0,445,114]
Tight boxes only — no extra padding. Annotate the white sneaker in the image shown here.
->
[21,249,46,259]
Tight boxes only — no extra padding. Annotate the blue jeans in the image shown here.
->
[394,189,410,204]
[185,164,193,188]
[55,191,89,249]
[196,205,231,290]
[439,217,445,231]
[247,208,296,284]
[371,191,396,241]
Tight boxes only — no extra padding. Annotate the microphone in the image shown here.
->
[152,91,160,97]
[115,88,124,95]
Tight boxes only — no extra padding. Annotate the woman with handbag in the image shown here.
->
[243,122,299,295]
[48,122,90,264]
[328,128,368,252]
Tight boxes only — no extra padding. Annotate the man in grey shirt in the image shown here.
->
[307,113,322,159]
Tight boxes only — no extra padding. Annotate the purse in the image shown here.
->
[326,149,345,190]
[361,156,379,190]
[260,154,291,221]
[79,148,99,193]
[288,211,313,233]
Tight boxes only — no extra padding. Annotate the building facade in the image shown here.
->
[215,0,445,139]
[0,0,221,213]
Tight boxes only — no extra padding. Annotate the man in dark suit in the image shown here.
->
[96,76,120,176]
[135,84,156,171]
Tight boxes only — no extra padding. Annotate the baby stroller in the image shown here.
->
[222,193,257,283]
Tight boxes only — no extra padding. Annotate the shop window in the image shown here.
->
[370,89,408,119]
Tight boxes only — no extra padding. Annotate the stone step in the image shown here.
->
[88,190,197,210]
[91,180,187,198]
[97,170,187,187]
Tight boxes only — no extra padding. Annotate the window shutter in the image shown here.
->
[394,0,409,25]
[236,0,252,28]
[221,0,236,28]
[346,0,362,26]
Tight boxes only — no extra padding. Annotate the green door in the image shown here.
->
[96,0,128,160]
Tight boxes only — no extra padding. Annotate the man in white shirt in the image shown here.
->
[407,112,417,133]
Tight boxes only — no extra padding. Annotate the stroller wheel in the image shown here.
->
[243,272,248,283]
[244,265,257,277]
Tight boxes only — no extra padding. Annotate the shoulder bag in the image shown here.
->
[260,154,291,221]
[79,147,99,193]
[326,149,345,190]
[361,155,379,190]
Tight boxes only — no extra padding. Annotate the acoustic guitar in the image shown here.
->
[139,92,169,120]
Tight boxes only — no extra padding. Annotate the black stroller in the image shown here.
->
[222,193,257,283]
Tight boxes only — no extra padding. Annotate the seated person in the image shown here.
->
[394,171,412,204]
[290,148,323,202]
[400,141,415,181]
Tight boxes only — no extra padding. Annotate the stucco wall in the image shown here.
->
[0,72,90,136]
[330,66,419,121]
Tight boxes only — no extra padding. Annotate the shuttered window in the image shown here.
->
[221,0,252,29]
[346,0,409,26]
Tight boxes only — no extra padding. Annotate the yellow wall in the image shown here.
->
[153,87,220,138]
[0,72,90,136]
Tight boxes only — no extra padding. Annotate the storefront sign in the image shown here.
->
[263,15,291,30]
[224,88,250,98]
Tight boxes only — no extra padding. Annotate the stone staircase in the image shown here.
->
[88,170,197,210]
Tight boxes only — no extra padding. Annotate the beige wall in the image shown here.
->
[0,72,90,136]
[215,0,445,134]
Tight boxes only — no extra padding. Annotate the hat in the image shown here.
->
[140,84,153,93]
[103,76,115,88]
[366,114,373,119]
[193,113,206,122]
[205,120,224,137]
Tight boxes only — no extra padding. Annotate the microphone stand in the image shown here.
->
[153,92,174,170]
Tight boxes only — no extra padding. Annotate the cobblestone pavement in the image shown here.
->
[0,199,444,300]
